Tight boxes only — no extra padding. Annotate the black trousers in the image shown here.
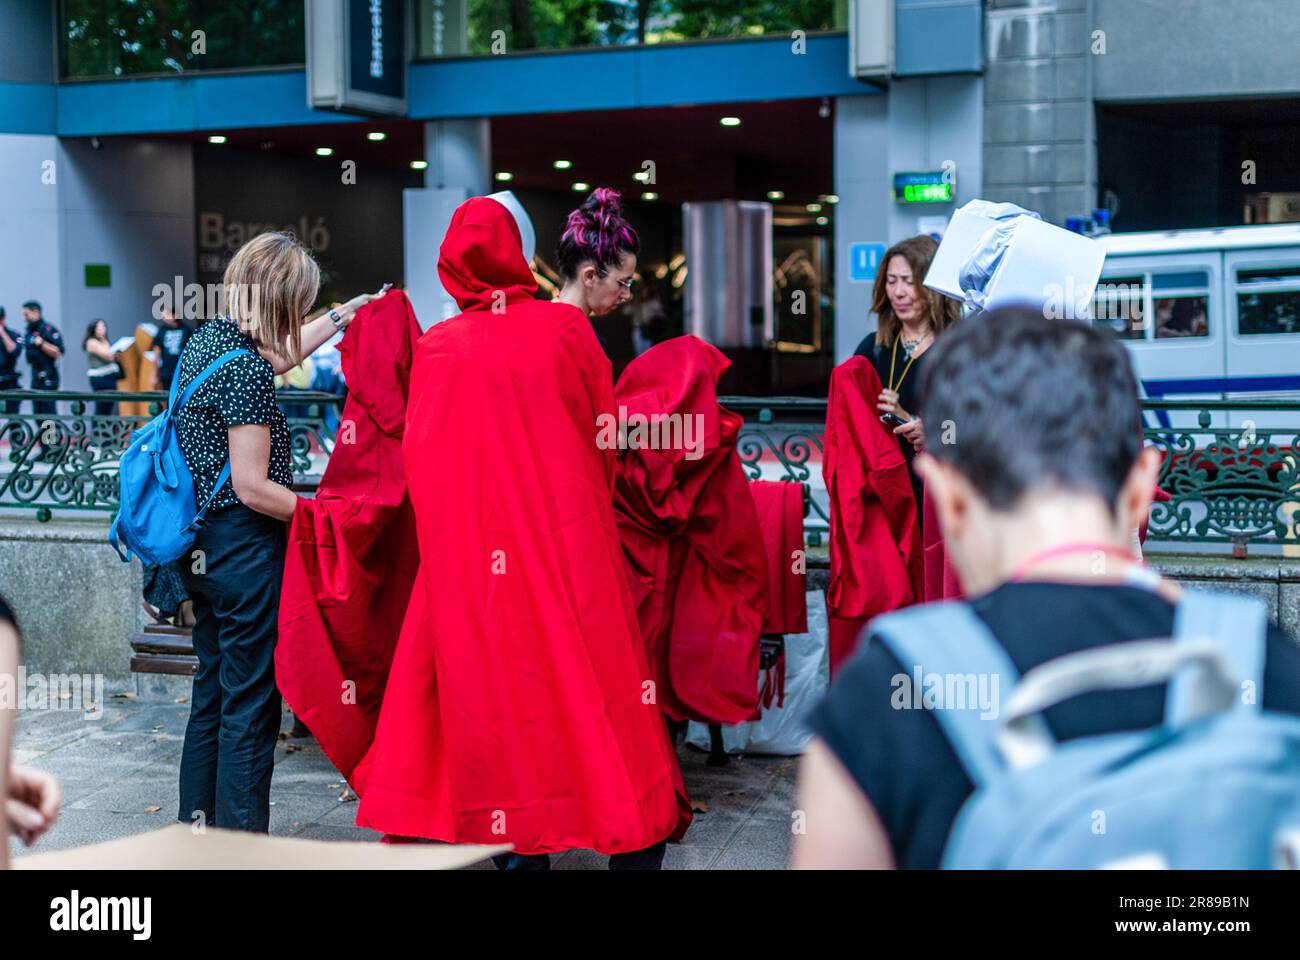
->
[89,373,117,416]
[178,504,287,832]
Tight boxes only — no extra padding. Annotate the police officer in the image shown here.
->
[21,301,63,417]
[0,307,21,416]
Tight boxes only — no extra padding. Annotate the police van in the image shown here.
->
[1094,223,1300,430]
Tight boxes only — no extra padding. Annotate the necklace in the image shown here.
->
[887,330,931,393]
[899,325,931,358]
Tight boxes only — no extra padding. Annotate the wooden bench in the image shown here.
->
[130,622,198,676]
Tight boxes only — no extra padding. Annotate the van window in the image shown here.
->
[1093,276,1145,340]
[1153,270,1210,340]
[1236,265,1300,336]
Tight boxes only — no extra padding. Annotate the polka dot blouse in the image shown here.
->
[173,317,293,511]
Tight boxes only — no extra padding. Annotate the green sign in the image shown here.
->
[901,182,953,203]
[84,264,111,288]
[893,171,955,205]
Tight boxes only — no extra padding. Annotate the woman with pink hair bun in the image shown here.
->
[555,188,640,320]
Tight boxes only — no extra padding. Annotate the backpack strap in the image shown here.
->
[872,602,1038,788]
[187,460,233,530]
[1167,589,1268,726]
[171,348,254,528]
[174,348,252,412]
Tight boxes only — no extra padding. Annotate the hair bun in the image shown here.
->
[584,187,624,220]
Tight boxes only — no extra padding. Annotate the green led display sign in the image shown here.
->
[893,171,955,205]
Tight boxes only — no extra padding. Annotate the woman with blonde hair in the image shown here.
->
[853,234,960,515]
[173,231,382,832]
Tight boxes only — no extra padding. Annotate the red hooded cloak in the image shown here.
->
[351,197,683,855]
[611,337,769,725]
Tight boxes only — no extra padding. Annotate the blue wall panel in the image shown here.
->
[895,0,983,76]
[0,82,57,135]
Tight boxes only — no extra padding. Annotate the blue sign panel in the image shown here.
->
[849,242,887,283]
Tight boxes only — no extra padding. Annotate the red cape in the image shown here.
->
[275,291,422,783]
[612,337,769,724]
[823,355,922,675]
[352,197,683,855]
[921,483,964,602]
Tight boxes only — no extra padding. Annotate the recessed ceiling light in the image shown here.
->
[572,181,590,192]
[315,147,334,157]
[816,216,829,226]
[410,160,428,170]
[823,194,840,204]
[766,190,784,201]
[642,192,659,201]
[367,131,386,141]
[633,171,651,183]
[720,116,742,127]
[208,135,227,144]
[553,159,572,170]
[495,171,513,182]
[806,203,823,213]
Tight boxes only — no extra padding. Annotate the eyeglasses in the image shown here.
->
[614,276,636,291]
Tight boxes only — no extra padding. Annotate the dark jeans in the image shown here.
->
[492,842,668,871]
[89,373,117,416]
[178,504,287,832]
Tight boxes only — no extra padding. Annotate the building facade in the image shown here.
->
[0,0,1294,393]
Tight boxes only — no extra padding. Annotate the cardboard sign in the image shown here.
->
[16,823,509,871]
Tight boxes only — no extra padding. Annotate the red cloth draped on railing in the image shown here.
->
[749,479,808,636]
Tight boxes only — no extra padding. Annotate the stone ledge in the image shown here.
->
[0,513,115,545]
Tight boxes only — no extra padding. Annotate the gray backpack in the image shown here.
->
[871,590,1300,869]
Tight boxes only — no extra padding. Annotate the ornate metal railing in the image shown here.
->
[0,390,343,520]
[722,396,831,546]
[4,391,1298,553]
[1142,400,1300,555]
[722,396,1300,554]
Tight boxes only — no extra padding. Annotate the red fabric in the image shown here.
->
[748,480,809,635]
[921,483,964,602]
[275,291,422,784]
[824,356,922,676]
[352,196,684,855]
[612,336,769,724]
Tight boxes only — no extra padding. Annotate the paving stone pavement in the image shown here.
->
[9,676,799,870]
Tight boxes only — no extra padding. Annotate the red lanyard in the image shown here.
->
[1006,542,1142,584]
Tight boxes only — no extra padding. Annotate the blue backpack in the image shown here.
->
[872,590,1300,869]
[108,348,251,566]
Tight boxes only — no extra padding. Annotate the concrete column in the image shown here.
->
[983,0,1097,225]
[404,118,492,328]
[0,135,64,365]
[833,76,984,362]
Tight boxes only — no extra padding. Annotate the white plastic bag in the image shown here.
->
[686,590,830,756]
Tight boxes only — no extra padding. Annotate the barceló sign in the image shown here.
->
[308,0,408,117]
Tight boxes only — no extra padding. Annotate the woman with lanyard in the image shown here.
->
[853,235,959,518]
